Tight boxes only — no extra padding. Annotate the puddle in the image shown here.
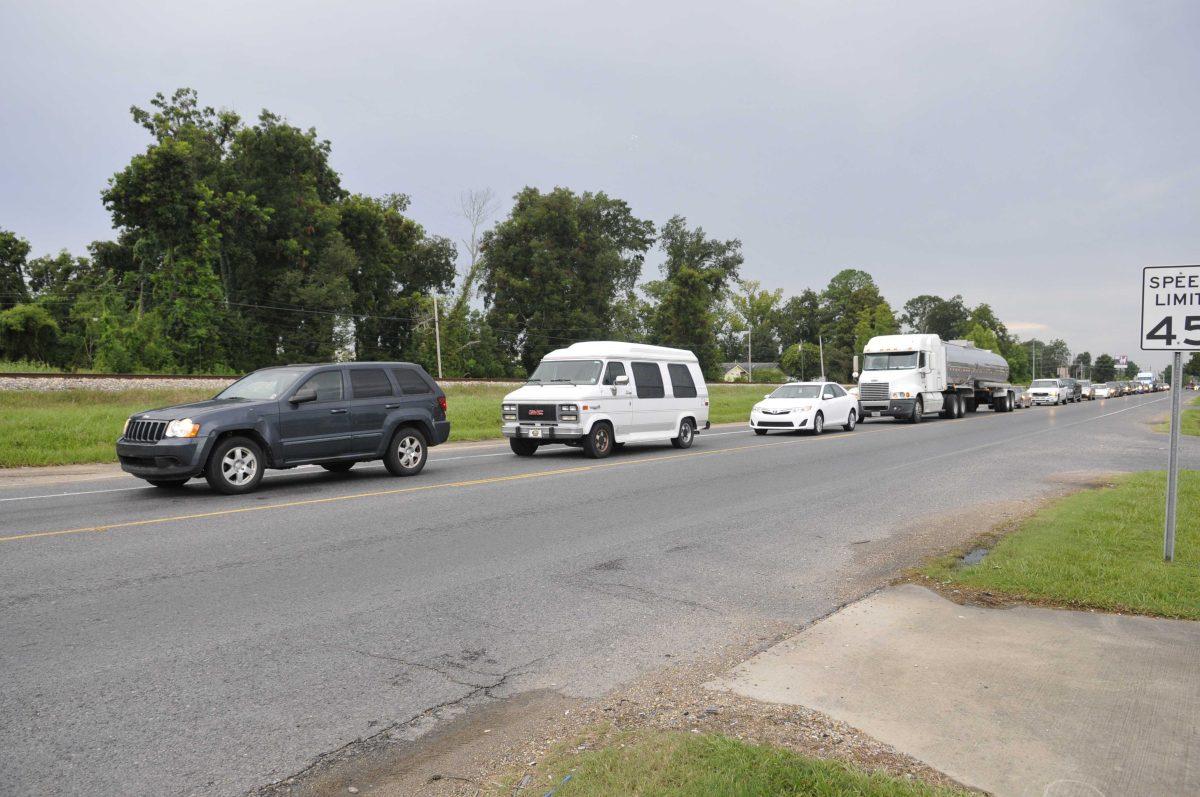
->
[960,547,989,566]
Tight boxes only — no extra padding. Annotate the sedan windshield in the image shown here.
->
[863,352,918,370]
[527,359,603,385]
[1030,380,1058,388]
[769,384,822,399]
[216,367,308,400]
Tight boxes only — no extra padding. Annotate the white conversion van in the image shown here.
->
[501,341,710,458]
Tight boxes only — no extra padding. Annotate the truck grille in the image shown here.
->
[518,404,557,422]
[859,382,889,402]
[125,419,167,443]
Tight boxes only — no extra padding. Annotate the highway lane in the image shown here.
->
[0,394,1192,795]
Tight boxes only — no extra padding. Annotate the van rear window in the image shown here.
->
[668,363,697,398]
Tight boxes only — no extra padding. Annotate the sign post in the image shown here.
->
[1141,264,1200,562]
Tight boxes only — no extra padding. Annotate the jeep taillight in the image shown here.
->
[437,395,447,412]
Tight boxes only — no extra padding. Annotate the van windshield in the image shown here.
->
[863,352,918,370]
[527,359,603,385]
[1030,380,1058,388]
[769,384,822,399]
[217,367,308,400]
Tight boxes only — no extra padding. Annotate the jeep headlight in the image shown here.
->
[122,417,131,436]
[164,418,200,438]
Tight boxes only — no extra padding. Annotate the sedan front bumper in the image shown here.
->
[749,412,811,430]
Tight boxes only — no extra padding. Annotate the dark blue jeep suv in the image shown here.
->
[116,362,451,494]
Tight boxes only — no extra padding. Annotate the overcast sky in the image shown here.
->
[2,0,1197,370]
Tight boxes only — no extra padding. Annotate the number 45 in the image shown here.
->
[1147,315,1200,346]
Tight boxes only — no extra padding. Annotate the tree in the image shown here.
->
[777,289,821,349]
[853,299,900,354]
[1071,351,1092,378]
[0,230,31,310]
[0,303,59,362]
[725,280,783,364]
[480,187,654,372]
[1092,354,1117,382]
[1004,340,1031,384]
[965,322,1000,354]
[646,215,742,377]
[780,341,821,380]
[453,188,500,314]
[1184,352,1200,381]
[901,294,970,338]
[967,303,1010,347]
[819,269,887,378]
[1124,360,1140,378]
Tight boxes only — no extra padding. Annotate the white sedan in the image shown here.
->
[750,381,859,436]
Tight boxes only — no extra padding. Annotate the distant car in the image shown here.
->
[1093,382,1117,399]
[750,381,859,435]
[1061,378,1082,403]
[117,362,450,494]
[1078,379,1095,400]
[1012,387,1033,408]
[1028,378,1069,405]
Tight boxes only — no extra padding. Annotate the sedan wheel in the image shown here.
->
[843,409,856,431]
[810,412,824,435]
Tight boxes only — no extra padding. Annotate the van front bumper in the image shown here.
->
[116,436,212,479]
[502,422,585,441]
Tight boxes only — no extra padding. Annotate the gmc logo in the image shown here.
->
[528,409,544,416]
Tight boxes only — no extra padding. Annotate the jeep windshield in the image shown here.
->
[526,360,603,385]
[863,352,918,370]
[216,367,308,400]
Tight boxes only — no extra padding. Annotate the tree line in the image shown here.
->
[4,88,1192,384]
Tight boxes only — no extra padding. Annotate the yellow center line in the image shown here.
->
[3,434,856,545]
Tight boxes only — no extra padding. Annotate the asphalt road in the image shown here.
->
[1,394,1193,795]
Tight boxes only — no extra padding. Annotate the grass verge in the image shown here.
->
[0,383,768,468]
[922,470,1199,619]
[1155,395,1200,436]
[494,730,968,797]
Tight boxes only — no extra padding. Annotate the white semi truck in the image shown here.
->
[856,333,1018,421]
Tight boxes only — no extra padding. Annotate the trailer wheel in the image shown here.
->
[955,395,966,418]
[994,394,1009,412]
[940,396,954,419]
[965,397,978,413]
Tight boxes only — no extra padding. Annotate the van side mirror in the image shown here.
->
[614,374,629,385]
[290,387,317,404]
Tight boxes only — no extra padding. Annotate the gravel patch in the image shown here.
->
[0,376,235,392]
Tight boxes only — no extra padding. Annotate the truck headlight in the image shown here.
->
[164,418,200,438]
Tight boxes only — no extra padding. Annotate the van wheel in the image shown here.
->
[148,478,189,489]
[672,418,695,449]
[843,409,856,431]
[321,462,354,472]
[810,412,825,435]
[754,429,768,436]
[582,422,613,459]
[205,436,265,495]
[384,427,428,476]
[510,438,539,457]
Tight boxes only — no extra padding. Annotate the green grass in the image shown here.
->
[0,382,769,468]
[0,359,63,373]
[1160,395,1200,437]
[923,471,1200,619]
[503,730,967,797]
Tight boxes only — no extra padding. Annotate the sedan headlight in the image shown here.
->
[164,418,200,438]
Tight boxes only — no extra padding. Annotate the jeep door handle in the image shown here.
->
[385,404,400,409]
[329,408,347,414]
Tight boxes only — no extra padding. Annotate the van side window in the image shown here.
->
[603,361,627,385]
[631,362,665,399]
[350,368,393,399]
[296,370,343,402]
[667,363,697,398]
[392,368,432,395]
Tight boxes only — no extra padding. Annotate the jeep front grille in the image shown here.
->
[125,419,167,443]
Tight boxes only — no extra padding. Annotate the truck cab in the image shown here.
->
[856,333,945,419]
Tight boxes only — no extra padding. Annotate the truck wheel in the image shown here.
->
[384,427,428,476]
[965,398,977,413]
[843,409,857,431]
[954,395,965,418]
[510,438,539,457]
[910,398,923,423]
[671,418,695,449]
[204,436,265,495]
[810,412,825,435]
[582,422,613,459]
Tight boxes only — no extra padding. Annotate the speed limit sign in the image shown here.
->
[1142,265,1200,350]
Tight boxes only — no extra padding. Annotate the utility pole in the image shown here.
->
[433,295,444,379]
[1030,341,1037,379]
[818,335,826,381]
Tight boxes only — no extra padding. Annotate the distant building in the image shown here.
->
[720,362,781,382]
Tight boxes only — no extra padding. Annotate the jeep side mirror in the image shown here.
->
[614,374,629,386]
[290,387,318,404]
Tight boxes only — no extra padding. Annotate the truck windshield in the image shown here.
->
[216,367,308,400]
[863,352,918,370]
[768,385,822,399]
[1030,380,1058,388]
[526,359,603,385]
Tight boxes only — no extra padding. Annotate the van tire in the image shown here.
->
[384,426,428,476]
[582,422,614,459]
[671,418,695,449]
[510,438,539,457]
[843,409,856,431]
[205,436,265,495]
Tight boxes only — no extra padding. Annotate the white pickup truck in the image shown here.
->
[856,333,1018,421]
